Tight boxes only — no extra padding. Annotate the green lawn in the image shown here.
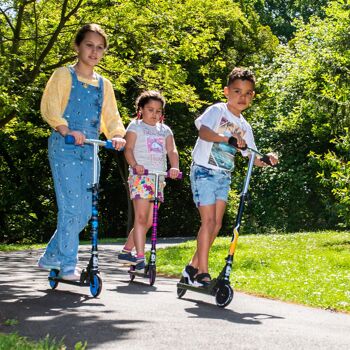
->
[0,333,86,350]
[156,230,350,312]
[0,238,125,252]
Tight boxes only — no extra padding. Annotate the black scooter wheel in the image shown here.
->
[90,274,102,298]
[215,284,233,308]
[148,266,156,286]
[177,276,187,298]
[129,265,135,282]
[48,269,59,289]
[80,268,88,284]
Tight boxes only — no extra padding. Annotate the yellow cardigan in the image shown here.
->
[41,67,125,139]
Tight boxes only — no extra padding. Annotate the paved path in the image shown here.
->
[0,242,349,350]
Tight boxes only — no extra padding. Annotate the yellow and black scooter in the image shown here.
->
[177,138,274,307]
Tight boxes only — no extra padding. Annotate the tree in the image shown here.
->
[240,0,329,42]
[246,0,350,230]
[0,0,277,242]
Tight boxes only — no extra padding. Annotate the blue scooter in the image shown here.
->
[47,135,116,297]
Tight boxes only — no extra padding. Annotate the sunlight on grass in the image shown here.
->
[0,238,125,251]
[0,333,86,350]
[157,231,350,312]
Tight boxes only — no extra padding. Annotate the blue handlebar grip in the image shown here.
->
[65,135,75,144]
[105,140,114,149]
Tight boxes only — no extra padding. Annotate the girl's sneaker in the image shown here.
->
[37,255,60,270]
[135,259,145,274]
[182,265,198,285]
[59,267,82,281]
[117,251,136,265]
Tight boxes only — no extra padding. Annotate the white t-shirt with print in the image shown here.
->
[127,119,173,173]
[192,102,257,172]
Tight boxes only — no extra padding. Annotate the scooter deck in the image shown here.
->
[48,277,90,287]
[177,279,218,296]
[128,270,149,278]
[128,264,155,278]
[48,268,99,286]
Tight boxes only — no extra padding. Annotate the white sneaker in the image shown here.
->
[59,267,81,281]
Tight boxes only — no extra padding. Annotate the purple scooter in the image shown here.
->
[129,170,182,286]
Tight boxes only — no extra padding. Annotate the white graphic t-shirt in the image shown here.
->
[192,102,256,172]
[127,119,173,173]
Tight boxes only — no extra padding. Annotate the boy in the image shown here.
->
[183,67,278,287]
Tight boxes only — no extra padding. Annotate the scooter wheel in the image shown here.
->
[177,276,187,298]
[90,274,102,298]
[215,284,233,308]
[48,269,59,289]
[129,265,135,282]
[148,266,156,286]
[80,268,88,284]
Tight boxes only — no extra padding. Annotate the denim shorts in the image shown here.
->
[190,163,231,207]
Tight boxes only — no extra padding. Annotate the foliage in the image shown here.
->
[312,130,350,227]
[157,231,350,312]
[244,0,329,42]
[245,0,350,231]
[0,0,277,242]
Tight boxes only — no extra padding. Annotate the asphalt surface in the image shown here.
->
[0,241,349,350]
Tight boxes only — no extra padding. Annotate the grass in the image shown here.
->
[0,238,125,252]
[0,333,86,350]
[156,230,350,312]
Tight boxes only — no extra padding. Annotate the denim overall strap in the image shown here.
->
[44,66,104,273]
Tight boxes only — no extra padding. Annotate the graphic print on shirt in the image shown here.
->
[208,116,246,171]
[147,136,165,168]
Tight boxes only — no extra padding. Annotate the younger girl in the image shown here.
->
[38,24,126,281]
[117,91,180,272]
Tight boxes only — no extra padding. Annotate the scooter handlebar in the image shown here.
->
[65,135,116,150]
[228,136,247,151]
[132,168,182,179]
[228,136,277,167]
[260,154,273,166]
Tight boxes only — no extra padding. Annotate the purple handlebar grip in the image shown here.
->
[166,171,182,179]
[132,168,149,175]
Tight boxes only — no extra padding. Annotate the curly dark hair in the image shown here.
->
[227,67,256,87]
[135,90,166,112]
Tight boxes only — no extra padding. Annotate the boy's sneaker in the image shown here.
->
[117,251,137,265]
[194,273,212,288]
[37,256,60,270]
[135,260,145,274]
[182,265,198,285]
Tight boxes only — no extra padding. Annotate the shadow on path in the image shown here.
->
[0,250,145,349]
[181,298,284,325]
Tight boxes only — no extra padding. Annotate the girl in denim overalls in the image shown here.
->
[38,24,126,280]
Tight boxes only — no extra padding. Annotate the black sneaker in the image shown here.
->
[182,265,198,285]
[194,273,212,288]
